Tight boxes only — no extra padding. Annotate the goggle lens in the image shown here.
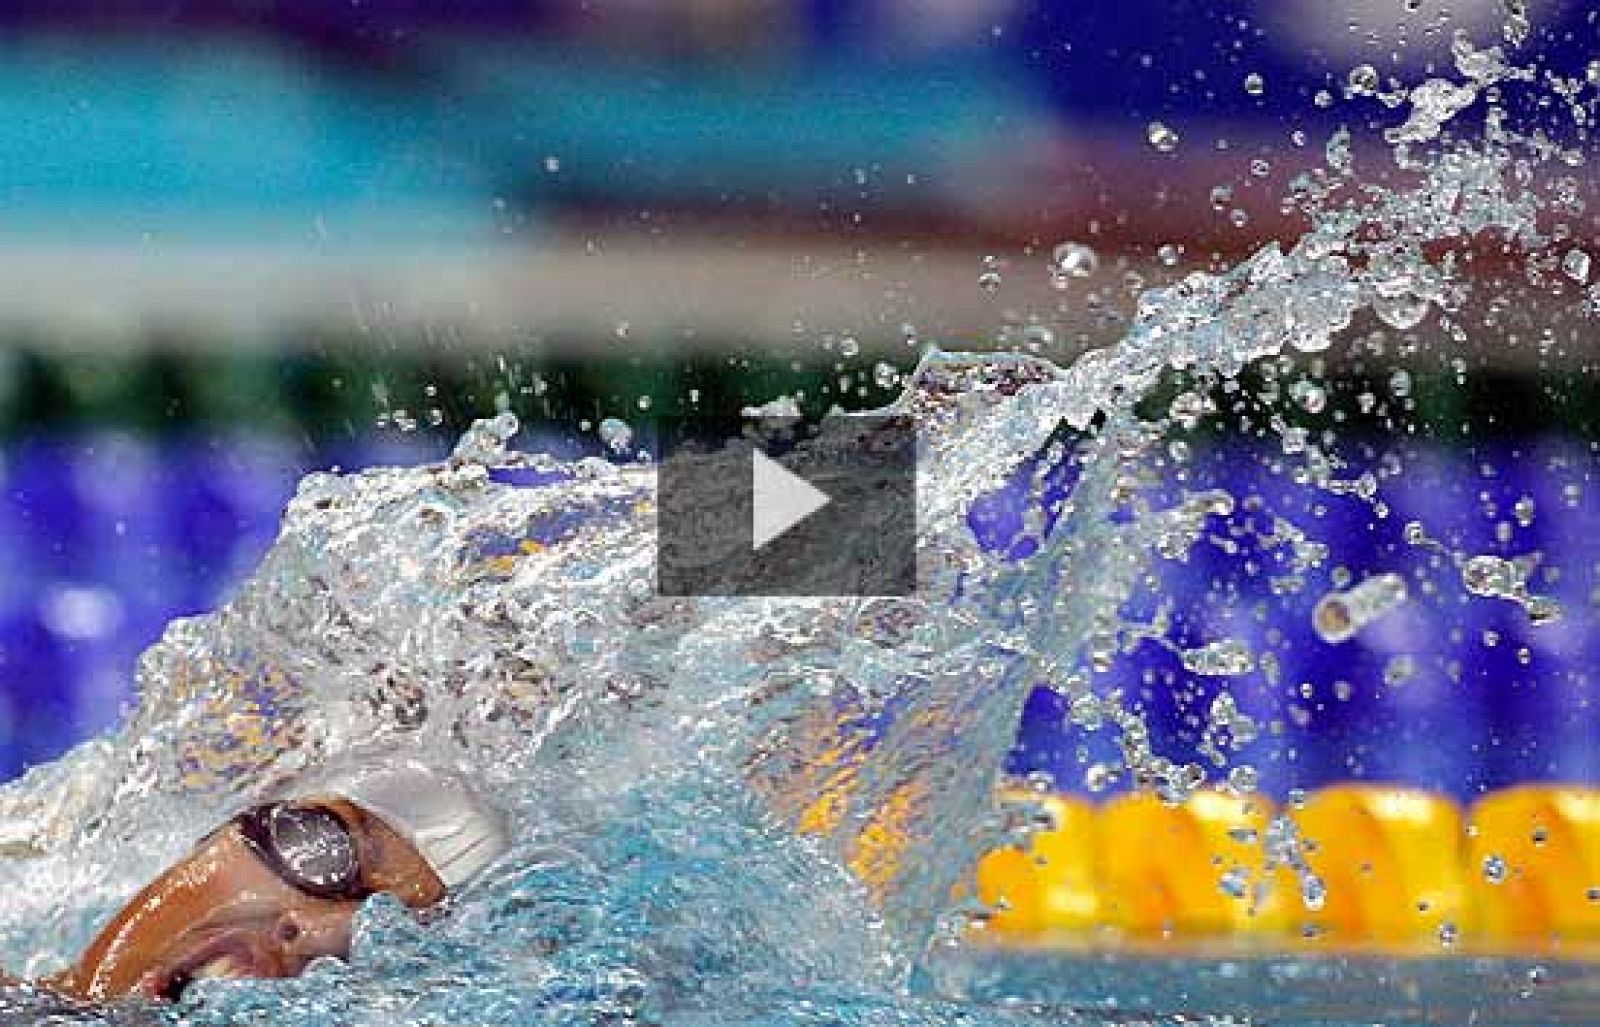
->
[234,803,366,901]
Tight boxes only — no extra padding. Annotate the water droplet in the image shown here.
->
[1157,243,1183,267]
[839,336,861,358]
[1168,391,1212,430]
[1326,128,1354,173]
[1462,554,1517,597]
[1313,573,1409,644]
[978,255,1003,292]
[598,417,633,454]
[1244,72,1265,96]
[1069,693,1104,730]
[1452,36,1507,82]
[1302,872,1328,911]
[1181,638,1255,676]
[1347,64,1381,96]
[873,362,900,389]
[1383,654,1417,687]
[1563,248,1591,283]
[1502,0,1531,47]
[1290,380,1326,414]
[1389,78,1480,144]
[1146,120,1180,153]
[1527,594,1563,626]
[1483,853,1508,884]
[1374,292,1431,330]
[1051,242,1099,286]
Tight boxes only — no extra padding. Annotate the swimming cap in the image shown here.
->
[273,753,511,890]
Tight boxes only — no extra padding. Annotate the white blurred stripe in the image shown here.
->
[1260,0,1568,64]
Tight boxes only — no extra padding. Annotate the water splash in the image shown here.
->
[0,26,1590,1027]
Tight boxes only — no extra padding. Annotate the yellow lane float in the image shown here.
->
[1467,785,1600,946]
[1096,789,1288,937]
[1289,784,1469,947]
[974,791,1099,936]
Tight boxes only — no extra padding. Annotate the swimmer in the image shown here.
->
[37,755,510,1003]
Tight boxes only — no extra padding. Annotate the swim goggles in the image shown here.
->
[230,802,371,902]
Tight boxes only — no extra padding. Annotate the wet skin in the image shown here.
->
[40,798,445,1003]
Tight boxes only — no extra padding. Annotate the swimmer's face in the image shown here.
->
[49,799,445,1003]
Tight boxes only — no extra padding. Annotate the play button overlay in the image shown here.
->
[656,414,916,597]
[751,450,831,550]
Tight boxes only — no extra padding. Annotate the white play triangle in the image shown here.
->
[751,449,831,550]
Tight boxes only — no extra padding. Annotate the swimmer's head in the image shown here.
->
[51,752,510,1003]
[269,753,512,892]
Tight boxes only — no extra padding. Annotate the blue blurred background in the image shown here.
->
[0,0,1594,799]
